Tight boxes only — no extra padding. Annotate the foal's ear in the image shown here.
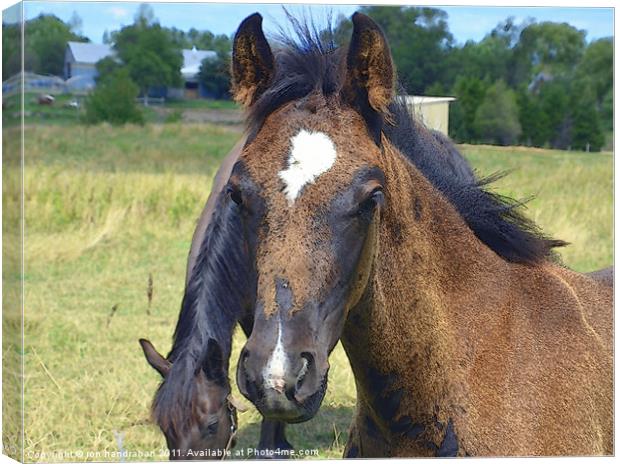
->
[139,338,171,378]
[201,338,225,382]
[341,12,395,116]
[231,13,274,107]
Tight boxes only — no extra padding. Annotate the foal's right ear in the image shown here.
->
[139,338,171,378]
[341,12,395,117]
[231,13,275,107]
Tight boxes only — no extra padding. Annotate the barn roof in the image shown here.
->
[405,96,456,105]
[181,46,217,79]
[67,41,116,64]
[66,42,215,79]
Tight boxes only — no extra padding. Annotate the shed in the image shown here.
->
[405,96,456,136]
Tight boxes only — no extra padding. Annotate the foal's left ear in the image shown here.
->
[341,12,395,117]
[231,13,275,107]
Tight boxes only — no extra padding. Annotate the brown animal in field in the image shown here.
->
[226,12,612,457]
[37,94,55,105]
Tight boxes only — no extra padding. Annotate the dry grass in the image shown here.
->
[2,125,612,462]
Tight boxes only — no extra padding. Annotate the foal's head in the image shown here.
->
[231,13,394,423]
[140,339,236,459]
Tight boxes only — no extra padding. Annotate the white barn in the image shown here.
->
[405,96,456,136]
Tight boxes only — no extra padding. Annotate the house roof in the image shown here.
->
[66,42,215,80]
[67,41,116,64]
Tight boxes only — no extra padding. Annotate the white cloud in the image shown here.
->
[107,7,129,19]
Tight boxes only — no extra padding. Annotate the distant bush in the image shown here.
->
[570,87,604,152]
[198,50,231,99]
[474,80,522,146]
[84,68,144,125]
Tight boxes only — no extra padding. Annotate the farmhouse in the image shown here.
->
[64,41,115,91]
[405,95,456,136]
[63,42,216,97]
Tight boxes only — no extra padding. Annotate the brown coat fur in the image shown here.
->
[341,139,613,457]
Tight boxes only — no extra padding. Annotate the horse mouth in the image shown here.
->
[252,374,328,423]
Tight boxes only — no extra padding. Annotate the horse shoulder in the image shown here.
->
[543,264,613,352]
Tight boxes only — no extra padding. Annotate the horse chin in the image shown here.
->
[257,374,328,424]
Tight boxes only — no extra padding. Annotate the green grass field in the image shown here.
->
[2,123,612,461]
[2,93,240,128]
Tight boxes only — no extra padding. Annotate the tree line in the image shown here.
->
[332,7,612,151]
[3,6,611,150]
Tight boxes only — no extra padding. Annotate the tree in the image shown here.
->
[449,76,489,142]
[68,11,83,36]
[332,13,352,47]
[474,80,522,146]
[570,83,604,152]
[102,29,111,44]
[166,26,231,53]
[538,79,571,149]
[513,22,586,82]
[94,56,122,83]
[112,8,183,104]
[84,68,144,125]
[516,87,549,147]
[358,6,454,94]
[198,50,230,99]
[600,88,613,132]
[4,14,89,78]
[574,38,613,131]
[2,21,22,80]
[134,3,156,26]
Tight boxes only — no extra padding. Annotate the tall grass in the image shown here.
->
[3,124,612,461]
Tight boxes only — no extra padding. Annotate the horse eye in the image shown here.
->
[227,186,243,206]
[357,188,384,216]
[200,421,219,438]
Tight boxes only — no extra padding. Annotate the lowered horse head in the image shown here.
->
[140,338,236,459]
[230,10,588,436]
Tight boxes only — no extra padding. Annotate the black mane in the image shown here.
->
[152,188,251,432]
[246,19,565,264]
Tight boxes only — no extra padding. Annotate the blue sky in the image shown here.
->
[7,2,615,45]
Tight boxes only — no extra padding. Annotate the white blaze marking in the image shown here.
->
[278,130,337,204]
[264,319,288,393]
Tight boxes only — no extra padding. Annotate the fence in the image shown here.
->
[2,72,95,98]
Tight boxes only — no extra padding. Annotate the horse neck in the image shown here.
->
[341,140,511,437]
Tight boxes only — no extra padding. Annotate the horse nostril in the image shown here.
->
[300,351,314,368]
[296,352,314,390]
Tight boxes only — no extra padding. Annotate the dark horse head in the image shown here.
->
[230,12,563,423]
[140,338,235,459]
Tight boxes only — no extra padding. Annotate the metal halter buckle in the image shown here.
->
[221,401,238,460]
